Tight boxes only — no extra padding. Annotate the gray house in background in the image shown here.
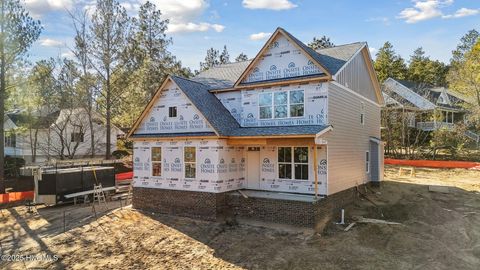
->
[382,77,479,143]
[128,28,384,228]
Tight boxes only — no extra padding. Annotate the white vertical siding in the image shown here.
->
[336,49,378,102]
[325,82,381,195]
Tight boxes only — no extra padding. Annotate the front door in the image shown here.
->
[246,147,260,189]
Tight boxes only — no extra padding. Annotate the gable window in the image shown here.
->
[169,106,177,118]
[184,147,196,179]
[365,151,370,173]
[71,132,84,143]
[278,147,309,180]
[5,133,16,148]
[259,90,304,119]
[152,147,162,176]
[259,93,273,119]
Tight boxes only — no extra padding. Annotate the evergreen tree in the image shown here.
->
[219,45,230,64]
[0,0,42,192]
[235,53,248,62]
[451,29,479,67]
[199,48,220,71]
[407,47,448,86]
[308,35,334,50]
[374,41,407,83]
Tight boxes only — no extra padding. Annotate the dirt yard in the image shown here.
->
[1,166,479,269]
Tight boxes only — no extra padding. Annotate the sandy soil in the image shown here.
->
[1,165,479,269]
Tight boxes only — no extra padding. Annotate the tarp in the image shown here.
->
[0,191,34,204]
[385,158,480,169]
[116,171,133,181]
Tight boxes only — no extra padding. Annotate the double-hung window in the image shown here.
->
[152,147,162,176]
[278,147,309,180]
[259,93,273,119]
[259,90,304,119]
[169,106,177,118]
[290,90,304,117]
[184,147,196,178]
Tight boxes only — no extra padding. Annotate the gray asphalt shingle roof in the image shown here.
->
[170,76,240,136]
[192,28,365,90]
[227,125,331,137]
[130,132,217,138]
[280,28,365,75]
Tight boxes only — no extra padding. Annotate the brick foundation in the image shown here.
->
[133,185,362,229]
[227,186,360,228]
[133,187,227,221]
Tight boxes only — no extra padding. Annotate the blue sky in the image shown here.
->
[27,0,480,70]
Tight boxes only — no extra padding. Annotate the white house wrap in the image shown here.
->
[129,27,384,202]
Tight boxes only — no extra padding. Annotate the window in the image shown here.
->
[152,147,162,176]
[184,147,196,178]
[259,90,304,119]
[71,132,84,143]
[365,151,370,173]
[169,106,177,118]
[290,90,304,117]
[274,91,288,118]
[294,147,309,180]
[278,147,292,179]
[259,93,272,119]
[5,133,16,148]
[278,147,309,180]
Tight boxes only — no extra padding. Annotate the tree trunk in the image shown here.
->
[0,1,6,193]
[106,71,111,160]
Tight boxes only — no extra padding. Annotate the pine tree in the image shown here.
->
[219,45,230,64]
[0,0,42,192]
[308,36,334,50]
[199,48,220,71]
[374,41,407,83]
[235,53,248,62]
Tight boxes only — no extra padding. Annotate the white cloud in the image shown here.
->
[39,38,64,47]
[167,22,225,33]
[61,51,75,59]
[147,0,225,33]
[242,0,297,10]
[25,0,74,17]
[249,32,272,41]
[442,7,480,18]
[397,0,479,23]
[369,47,377,55]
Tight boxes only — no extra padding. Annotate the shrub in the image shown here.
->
[4,156,26,177]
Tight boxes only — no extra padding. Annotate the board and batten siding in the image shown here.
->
[325,82,381,195]
[335,49,377,102]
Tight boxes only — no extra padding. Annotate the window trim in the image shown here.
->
[258,90,305,120]
[5,133,16,148]
[277,146,309,181]
[151,147,162,177]
[184,146,196,179]
[365,151,370,173]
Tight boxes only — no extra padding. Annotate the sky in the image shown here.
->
[27,0,480,71]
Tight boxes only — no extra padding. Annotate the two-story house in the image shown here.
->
[382,78,479,144]
[128,28,384,229]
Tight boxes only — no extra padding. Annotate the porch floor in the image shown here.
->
[232,189,324,202]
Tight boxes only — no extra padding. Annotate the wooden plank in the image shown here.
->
[314,145,318,198]
[227,138,267,145]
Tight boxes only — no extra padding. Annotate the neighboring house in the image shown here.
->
[4,108,124,163]
[128,28,384,228]
[382,77,479,143]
